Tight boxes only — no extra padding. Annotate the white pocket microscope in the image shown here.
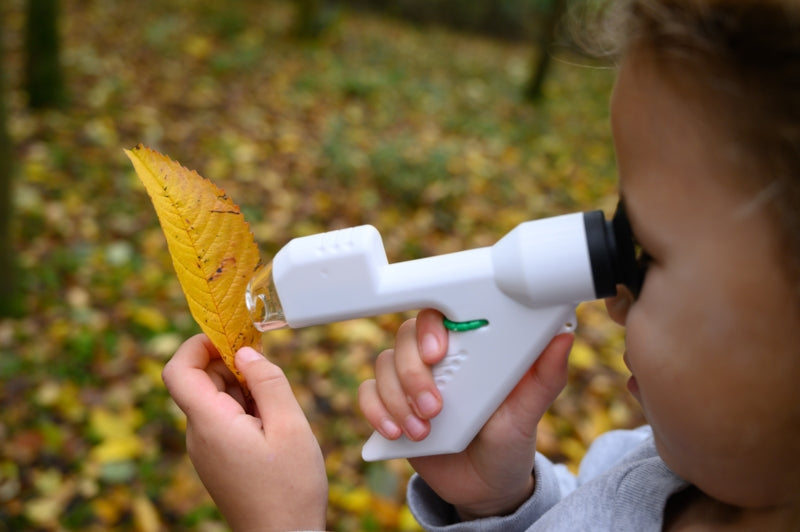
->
[245,202,639,461]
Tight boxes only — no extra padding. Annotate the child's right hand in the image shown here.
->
[359,309,573,521]
[163,335,328,532]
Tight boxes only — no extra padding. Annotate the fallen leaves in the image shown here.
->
[88,406,144,464]
[1,1,640,530]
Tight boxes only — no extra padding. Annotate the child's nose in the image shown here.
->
[605,284,634,326]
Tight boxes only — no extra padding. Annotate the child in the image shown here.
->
[162,0,800,529]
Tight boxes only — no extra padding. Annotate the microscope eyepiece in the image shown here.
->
[583,201,639,299]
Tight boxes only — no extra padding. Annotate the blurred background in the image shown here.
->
[0,0,644,530]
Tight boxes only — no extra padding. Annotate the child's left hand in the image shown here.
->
[162,334,328,532]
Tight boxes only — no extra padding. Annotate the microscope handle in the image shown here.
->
[361,305,576,461]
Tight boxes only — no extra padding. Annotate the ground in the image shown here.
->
[0,1,642,530]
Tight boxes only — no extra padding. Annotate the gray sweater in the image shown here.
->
[407,426,689,531]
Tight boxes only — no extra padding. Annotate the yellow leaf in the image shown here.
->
[568,339,597,370]
[25,496,65,526]
[25,471,76,526]
[398,504,424,531]
[329,484,373,513]
[89,406,145,463]
[90,436,144,464]
[90,406,143,440]
[132,494,163,532]
[124,145,263,383]
[130,304,170,332]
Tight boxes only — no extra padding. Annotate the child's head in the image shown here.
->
[609,0,800,289]
[600,0,800,514]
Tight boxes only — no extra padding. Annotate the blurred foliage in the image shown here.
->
[0,0,643,530]
[342,0,561,41]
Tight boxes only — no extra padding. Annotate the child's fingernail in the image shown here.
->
[235,347,262,366]
[416,391,439,418]
[404,415,427,440]
[381,418,402,439]
[421,333,439,358]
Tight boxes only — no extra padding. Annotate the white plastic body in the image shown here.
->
[271,212,598,460]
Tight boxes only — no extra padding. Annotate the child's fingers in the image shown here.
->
[529,333,573,404]
[163,335,248,427]
[358,378,403,440]
[500,333,573,430]
[205,358,248,408]
[163,334,221,413]
[393,318,443,421]
[234,347,306,428]
[206,358,240,391]
[375,347,431,441]
[415,309,449,365]
[373,349,409,418]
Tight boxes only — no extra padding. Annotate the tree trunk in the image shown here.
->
[0,12,20,316]
[293,0,335,39]
[525,0,567,102]
[25,0,65,109]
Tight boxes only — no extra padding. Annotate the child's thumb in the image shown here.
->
[505,333,573,425]
[529,332,573,407]
[235,347,300,416]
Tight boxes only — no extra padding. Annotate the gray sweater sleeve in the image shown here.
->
[407,426,656,531]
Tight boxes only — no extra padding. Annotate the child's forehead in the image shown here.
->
[614,49,761,160]
[611,59,771,239]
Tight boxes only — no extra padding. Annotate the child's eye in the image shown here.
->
[631,239,652,297]
[635,242,652,272]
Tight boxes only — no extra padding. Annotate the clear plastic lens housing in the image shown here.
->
[245,263,288,332]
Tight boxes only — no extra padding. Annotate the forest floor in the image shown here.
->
[0,1,643,530]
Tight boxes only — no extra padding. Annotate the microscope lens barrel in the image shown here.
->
[583,203,637,299]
